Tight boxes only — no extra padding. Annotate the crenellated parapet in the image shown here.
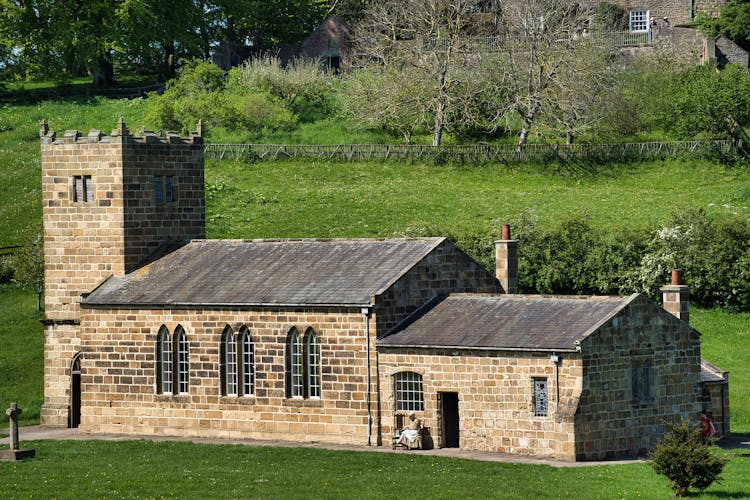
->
[39,118,204,145]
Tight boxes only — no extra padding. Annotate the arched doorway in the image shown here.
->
[69,353,82,428]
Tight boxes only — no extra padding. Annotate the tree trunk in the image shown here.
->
[433,61,449,147]
[518,99,542,146]
[91,53,115,88]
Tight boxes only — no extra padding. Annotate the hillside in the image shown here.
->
[1,98,749,431]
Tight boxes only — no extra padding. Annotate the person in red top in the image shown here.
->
[700,412,716,438]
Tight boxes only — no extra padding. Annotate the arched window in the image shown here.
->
[157,325,173,394]
[306,329,321,398]
[175,326,189,394]
[221,326,237,396]
[288,328,303,398]
[239,327,254,397]
[394,371,424,412]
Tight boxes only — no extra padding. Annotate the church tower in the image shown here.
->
[39,120,205,426]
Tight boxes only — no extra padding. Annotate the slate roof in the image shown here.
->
[82,238,446,307]
[378,293,637,351]
[700,359,729,383]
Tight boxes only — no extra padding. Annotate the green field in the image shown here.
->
[1,97,749,497]
[2,439,749,499]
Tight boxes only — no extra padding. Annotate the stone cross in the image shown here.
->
[1,402,34,461]
[6,402,22,450]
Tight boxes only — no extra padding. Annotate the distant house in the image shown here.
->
[39,122,728,461]
[211,16,350,71]
[587,1,726,32]
[300,16,351,72]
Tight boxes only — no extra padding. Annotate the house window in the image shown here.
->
[632,362,654,403]
[629,9,649,32]
[154,175,175,203]
[239,327,254,397]
[221,326,237,396]
[157,325,173,394]
[395,371,424,412]
[533,378,548,417]
[73,175,93,202]
[306,329,321,398]
[288,328,303,398]
[175,326,189,394]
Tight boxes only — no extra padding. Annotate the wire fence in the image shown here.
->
[204,140,737,164]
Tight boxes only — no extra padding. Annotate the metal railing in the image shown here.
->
[204,140,735,164]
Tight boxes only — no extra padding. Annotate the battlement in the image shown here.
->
[39,118,204,145]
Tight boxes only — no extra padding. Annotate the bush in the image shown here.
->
[146,60,230,132]
[625,208,750,309]
[650,419,728,497]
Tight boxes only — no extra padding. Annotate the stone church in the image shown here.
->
[39,122,728,461]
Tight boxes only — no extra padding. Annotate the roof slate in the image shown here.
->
[82,238,445,307]
[378,294,635,351]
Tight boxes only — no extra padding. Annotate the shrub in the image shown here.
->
[228,55,333,122]
[513,212,600,295]
[650,419,728,497]
[625,208,750,309]
[229,92,298,138]
[146,60,229,132]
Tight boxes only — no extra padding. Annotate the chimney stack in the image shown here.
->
[661,269,689,323]
[495,224,518,294]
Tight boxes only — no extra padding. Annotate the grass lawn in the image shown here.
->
[693,308,750,432]
[203,158,750,240]
[2,439,749,499]
[0,284,44,425]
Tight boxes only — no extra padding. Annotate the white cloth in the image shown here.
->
[398,428,419,445]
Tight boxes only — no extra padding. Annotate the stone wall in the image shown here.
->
[40,122,205,320]
[40,322,82,426]
[77,306,376,444]
[575,295,702,460]
[40,122,205,426]
[377,348,583,460]
[374,240,499,333]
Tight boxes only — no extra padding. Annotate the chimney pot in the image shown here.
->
[501,224,511,240]
[671,269,682,286]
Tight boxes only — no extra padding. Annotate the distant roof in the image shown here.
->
[83,238,446,307]
[701,359,728,383]
[378,294,636,351]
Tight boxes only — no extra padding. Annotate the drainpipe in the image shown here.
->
[551,353,560,405]
[362,306,373,446]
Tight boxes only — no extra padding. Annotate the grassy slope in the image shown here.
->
[204,158,750,240]
[1,96,749,498]
[693,308,750,432]
[0,285,43,424]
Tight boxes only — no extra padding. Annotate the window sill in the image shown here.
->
[155,394,189,404]
[285,398,324,408]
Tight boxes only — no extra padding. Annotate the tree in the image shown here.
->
[650,418,728,497]
[340,66,432,142]
[700,0,750,51]
[648,64,750,139]
[352,0,502,146]
[494,0,614,145]
[115,1,205,80]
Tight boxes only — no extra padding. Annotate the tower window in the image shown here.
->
[154,175,175,203]
[73,175,93,202]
